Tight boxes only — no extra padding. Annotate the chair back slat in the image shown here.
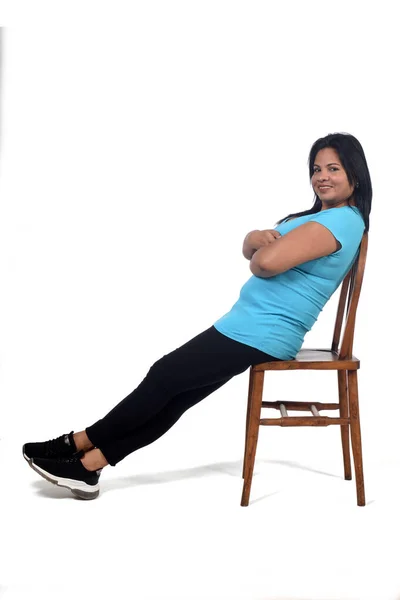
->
[331,271,351,353]
[331,233,368,359]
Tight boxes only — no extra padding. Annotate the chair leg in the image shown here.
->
[241,370,265,507]
[242,367,255,479]
[338,370,352,480]
[348,370,366,506]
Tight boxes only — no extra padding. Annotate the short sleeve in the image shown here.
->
[308,207,365,252]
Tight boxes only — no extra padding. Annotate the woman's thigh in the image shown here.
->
[150,326,276,396]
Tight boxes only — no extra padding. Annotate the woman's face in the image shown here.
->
[311,147,356,209]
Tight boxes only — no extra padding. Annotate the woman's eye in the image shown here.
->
[313,167,338,173]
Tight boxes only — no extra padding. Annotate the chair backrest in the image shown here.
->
[331,232,368,360]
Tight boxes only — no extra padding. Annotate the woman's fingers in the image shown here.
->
[260,229,282,245]
[270,230,282,239]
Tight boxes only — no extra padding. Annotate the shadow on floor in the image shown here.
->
[30,457,343,500]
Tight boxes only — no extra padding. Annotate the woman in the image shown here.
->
[23,132,372,500]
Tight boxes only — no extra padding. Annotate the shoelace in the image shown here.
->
[42,435,72,457]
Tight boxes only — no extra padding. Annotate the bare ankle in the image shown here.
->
[81,448,108,471]
[73,431,94,453]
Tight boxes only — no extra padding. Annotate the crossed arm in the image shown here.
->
[243,222,340,278]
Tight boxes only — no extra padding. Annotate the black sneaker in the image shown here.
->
[22,431,78,463]
[30,453,102,500]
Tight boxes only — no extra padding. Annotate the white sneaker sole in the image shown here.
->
[29,461,100,500]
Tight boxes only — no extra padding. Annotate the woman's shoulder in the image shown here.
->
[311,205,363,221]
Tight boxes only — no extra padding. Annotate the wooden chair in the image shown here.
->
[241,232,368,507]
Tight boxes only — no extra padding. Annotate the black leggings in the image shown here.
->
[85,326,280,465]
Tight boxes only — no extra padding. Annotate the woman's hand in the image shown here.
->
[242,229,281,260]
[257,229,282,246]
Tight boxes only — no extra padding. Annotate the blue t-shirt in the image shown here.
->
[213,206,365,360]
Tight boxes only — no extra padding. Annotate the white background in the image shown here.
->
[0,2,399,599]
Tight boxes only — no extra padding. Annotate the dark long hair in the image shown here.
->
[276,133,372,231]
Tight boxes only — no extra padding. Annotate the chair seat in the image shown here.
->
[253,348,360,371]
